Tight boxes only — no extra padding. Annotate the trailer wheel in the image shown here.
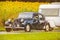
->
[6,28,12,32]
[25,24,31,32]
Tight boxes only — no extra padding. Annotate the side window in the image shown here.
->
[39,15,42,18]
[39,14,43,20]
[33,13,38,19]
[39,14,45,20]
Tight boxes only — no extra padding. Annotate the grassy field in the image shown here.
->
[0,32,60,40]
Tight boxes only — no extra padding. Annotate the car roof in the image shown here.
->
[18,12,43,16]
[18,12,35,19]
[19,12,34,15]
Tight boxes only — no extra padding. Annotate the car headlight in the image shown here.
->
[20,19,24,22]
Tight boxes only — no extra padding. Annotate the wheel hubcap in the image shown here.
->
[46,25,49,31]
[26,25,30,31]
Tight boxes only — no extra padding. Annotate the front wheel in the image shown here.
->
[25,24,31,32]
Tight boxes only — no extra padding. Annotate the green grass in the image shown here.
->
[0,32,60,40]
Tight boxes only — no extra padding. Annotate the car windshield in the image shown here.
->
[18,12,33,19]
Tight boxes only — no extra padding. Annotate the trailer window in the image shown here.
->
[42,9,59,16]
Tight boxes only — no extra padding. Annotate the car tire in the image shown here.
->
[45,23,50,32]
[6,28,12,32]
[25,24,31,32]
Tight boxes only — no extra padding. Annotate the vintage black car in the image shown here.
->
[5,12,53,32]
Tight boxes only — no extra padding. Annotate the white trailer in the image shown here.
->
[38,2,60,28]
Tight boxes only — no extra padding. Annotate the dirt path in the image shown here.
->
[0,29,60,34]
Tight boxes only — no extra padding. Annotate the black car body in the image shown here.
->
[5,12,53,32]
